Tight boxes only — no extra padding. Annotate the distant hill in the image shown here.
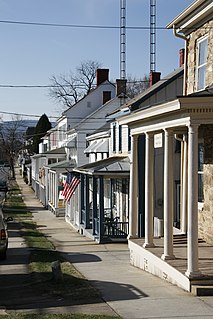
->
[0,120,55,134]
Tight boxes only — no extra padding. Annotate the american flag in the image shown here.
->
[62,173,80,201]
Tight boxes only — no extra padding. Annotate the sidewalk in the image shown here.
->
[11,171,213,318]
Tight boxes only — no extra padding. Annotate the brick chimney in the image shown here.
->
[96,69,109,86]
[149,71,161,87]
[116,79,127,96]
[179,48,185,67]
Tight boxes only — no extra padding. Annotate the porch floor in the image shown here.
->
[129,234,213,292]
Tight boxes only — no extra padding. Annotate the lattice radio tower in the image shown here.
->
[120,0,126,80]
[150,0,156,72]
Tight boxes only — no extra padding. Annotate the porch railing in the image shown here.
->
[103,218,129,239]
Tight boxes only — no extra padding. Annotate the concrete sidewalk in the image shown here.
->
[12,171,213,318]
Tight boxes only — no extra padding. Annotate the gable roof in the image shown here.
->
[62,80,115,116]
[123,66,184,112]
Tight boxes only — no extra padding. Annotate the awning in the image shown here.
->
[74,156,130,177]
[65,135,77,148]
[84,141,99,153]
[84,139,109,154]
[95,139,108,153]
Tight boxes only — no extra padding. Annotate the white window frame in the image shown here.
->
[196,35,208,91]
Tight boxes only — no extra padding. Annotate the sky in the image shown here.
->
[0,0,193,122]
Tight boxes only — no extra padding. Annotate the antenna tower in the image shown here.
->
[120,0,126,79]
[150,0,156,72]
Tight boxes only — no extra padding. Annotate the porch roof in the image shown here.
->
[118,95,213,133]
[31,147,66,158]
[47,160,76,173]
[74,156,130,176]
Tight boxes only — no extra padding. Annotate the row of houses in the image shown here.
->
[23,0,213,293]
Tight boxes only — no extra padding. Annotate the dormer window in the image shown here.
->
[196,36,208,91]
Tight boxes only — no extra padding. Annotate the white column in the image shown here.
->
[162,129,175,260]
[143,132,155,248]
[55,173,59,209]
[128,135,139,238]
[181,134,188,234]
[50,172,52,204]
[185,124,201,278]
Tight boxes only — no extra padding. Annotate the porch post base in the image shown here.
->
[128,234,138,240]
[143,242,155,248]
[185,270,202,279]
[161,253,175,261]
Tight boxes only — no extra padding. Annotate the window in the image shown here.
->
[197,37,208,91]
[112,123,116,152]
[118,125,122,152]
[59,124,66,142]
[128,128,131,152]
[103,91,111,104]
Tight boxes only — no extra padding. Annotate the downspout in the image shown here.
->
[173,25,188,96]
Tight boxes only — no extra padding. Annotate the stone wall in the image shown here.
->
[198,164,213,244]
[186,20,213,95]
[198,125,213,244]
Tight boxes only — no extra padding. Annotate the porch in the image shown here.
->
[75,156,130,243]
[129,234,213,295]
[82,211,129,243]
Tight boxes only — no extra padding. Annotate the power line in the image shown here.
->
[0,79,153,89]
[0,19,168,30]
[0,110,58,119]
[0,19,211,31]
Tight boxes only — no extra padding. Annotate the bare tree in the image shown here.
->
[49,60,101,110]
[76,60,101,94]
[0,117,25,178]
[126,74,150,98]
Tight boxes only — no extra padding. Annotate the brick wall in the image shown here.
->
[186,20,213,95]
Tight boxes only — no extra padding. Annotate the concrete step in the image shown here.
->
[191,284,213,296]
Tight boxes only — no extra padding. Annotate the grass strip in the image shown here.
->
[0,315,117,319]
[21,220,100,300]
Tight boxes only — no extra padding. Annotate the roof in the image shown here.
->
[31,147,66,158]
[189,86,213,97]
[74,156,130,176]
[90,121,111,136]
[47,160,76,171]
[167,0,213,35]
[62,80,115,117]
[121,66,184,112]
